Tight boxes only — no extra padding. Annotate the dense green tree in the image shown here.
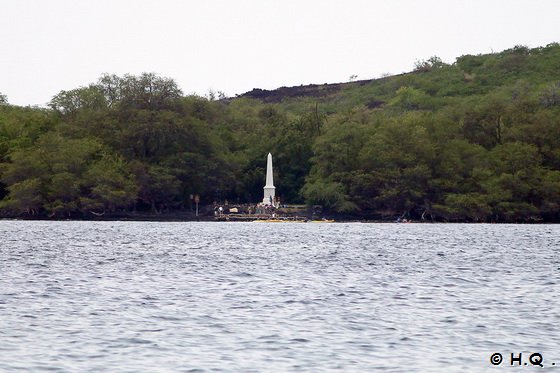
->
[302,109,372,212]
[2,44,560,221]
[81,154,138,213]
[413,56,448,72]
[0,133,103,216]
[96,73,183,111]
[49,86,107,116]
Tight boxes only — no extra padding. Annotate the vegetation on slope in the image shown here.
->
[1,43,560,221]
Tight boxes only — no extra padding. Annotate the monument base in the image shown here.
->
[263,186,275,205]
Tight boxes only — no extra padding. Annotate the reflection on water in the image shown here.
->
[1,221,559,372]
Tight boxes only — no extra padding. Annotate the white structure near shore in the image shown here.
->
[262,152,276,205]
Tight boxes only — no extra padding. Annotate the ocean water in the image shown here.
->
[0,221,559,372]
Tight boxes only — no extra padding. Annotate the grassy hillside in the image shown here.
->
[241,44,560,109]
[1,43,559,221]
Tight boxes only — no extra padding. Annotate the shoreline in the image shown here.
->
[0,207,554,224]
[0,216,555,224]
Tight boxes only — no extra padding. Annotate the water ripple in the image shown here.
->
[0,221,559,372]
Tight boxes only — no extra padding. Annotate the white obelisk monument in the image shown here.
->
[262,153,276,205]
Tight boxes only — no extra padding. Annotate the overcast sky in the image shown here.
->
[1,0,559,106]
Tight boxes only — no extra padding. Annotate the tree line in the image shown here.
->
[1,43,560,221]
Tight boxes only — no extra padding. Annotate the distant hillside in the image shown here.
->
[239,79,376,102]
[237,43,560,113]
[1,43,560,221]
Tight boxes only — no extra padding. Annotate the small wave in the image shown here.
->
[257,334,280,340]
[114,337,153,345]
[290,338,310,343]
[233,272,253,277]
[26,263,48,268]
[152,315,182,321]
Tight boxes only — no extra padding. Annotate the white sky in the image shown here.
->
[1,0,559,107]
